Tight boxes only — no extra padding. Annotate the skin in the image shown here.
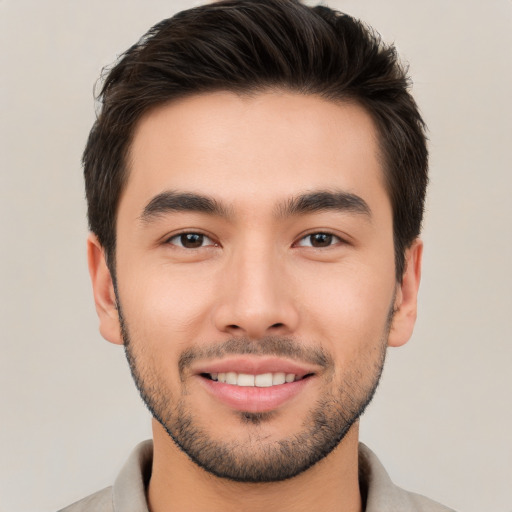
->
[88,91,422,512]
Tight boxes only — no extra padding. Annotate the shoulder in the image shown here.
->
[359,443,456,512]
[391,485,456,512]
[57,440,152,512]
[58,487,113,512]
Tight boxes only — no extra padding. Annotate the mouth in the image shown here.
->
[201,371,313,387]
[194,357,318,413]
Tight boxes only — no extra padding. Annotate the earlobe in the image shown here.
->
[387,239,423,348]
[87,234,123,345]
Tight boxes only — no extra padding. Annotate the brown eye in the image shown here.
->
[310,233,332,247]
[181,233,203,248]
[297,232,340,248]
[168,232,214,248]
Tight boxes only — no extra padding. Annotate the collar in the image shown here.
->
[111,440,453,512]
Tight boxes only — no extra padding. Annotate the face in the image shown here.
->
[89,91,421,482]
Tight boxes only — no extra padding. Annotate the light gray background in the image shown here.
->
[1,1,511,511]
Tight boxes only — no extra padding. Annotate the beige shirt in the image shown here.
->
[59,441,455,512]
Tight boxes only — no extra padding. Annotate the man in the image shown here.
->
[61,1,454,510]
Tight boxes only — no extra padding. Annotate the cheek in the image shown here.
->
[294,260,395,347]
[118,263,219,347]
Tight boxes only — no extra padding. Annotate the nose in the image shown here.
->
[212,243,300,339]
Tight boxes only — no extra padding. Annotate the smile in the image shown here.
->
[204,372,307,387]
[195,360,316,413]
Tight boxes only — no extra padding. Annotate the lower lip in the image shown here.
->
[198,376,312,413]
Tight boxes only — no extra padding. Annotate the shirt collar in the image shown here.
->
[111,440,448,512]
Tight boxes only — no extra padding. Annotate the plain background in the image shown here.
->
[1,1,511,511]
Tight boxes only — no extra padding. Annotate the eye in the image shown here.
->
[167,232,216,249]
[296,232,342,248]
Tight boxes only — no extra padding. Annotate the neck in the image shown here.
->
[147,419,362,512]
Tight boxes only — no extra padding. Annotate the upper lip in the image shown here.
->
[192,356,319,378]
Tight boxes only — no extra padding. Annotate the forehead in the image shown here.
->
[121,91,387,217]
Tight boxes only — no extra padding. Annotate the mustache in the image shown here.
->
[178,336,333,376]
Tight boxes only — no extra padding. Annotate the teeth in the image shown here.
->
[272,372,286,385]
[209,371,302,387]
[237,373,255,386]
[254,373,273,387]
[226,372,237,385]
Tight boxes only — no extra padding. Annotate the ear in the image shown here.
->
[87,233,123,345]
[387,239,423,348]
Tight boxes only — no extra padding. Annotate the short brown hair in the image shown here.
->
[84,0,428,280]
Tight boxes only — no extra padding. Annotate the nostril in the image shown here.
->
[270,323,285,329]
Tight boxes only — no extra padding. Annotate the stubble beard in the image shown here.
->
[119,305,391,483]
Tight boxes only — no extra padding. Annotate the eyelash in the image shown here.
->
[295,232,343,248]
[165,231,344,249]
[166,232,217,249]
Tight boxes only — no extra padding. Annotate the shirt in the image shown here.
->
[59,440,456,511]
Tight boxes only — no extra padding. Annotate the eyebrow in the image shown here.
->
[139,189,371,224]
[276,190,372,219]
[140,191,231,223]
